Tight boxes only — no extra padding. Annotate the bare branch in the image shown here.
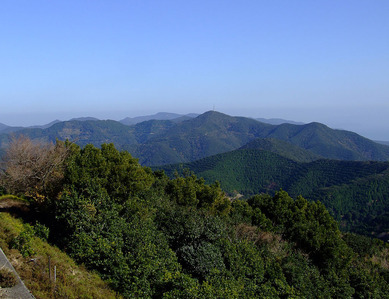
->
[0,135,71,202]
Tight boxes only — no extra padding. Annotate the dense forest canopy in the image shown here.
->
[159,148,389,241]
[0,136,388,298]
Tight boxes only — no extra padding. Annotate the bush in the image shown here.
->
[0,268,17,288]
[10,224,35,257]
[33,222,50,241]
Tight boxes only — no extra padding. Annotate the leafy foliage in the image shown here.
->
[1,140,389,297]
[10,223,36,257]
[160,148,389,239]
[0,212,121,298]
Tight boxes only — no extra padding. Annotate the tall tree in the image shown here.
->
[0,135,70,201]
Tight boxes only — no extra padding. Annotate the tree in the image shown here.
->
[0,135,70,202]
[64,143,155,202]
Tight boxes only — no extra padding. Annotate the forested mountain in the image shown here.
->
[120,112,197,125]
[0,120,138,148]
[131,111,272,165]
[1,138,388,297]
[256,117,304,125]
[241,138,322,162]
[158,148,389,240]
[377,140,389,146]
[0,124,24,134]
[0,122,9,131]
[255,121,389,161]
[0,121,62,133]
[1,111,388,165]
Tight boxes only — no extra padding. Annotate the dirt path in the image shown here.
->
[0,198,30,210]
[0,246,35,298]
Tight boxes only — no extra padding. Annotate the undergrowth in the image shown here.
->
[0,212,121,299]
[0,268,17,288]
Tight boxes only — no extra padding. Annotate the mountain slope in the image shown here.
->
[120,112,197,125]
[158,148,389,238]
[132,111,271,165]
[0,120,138,149]
[0,123,9,131]
[135,112,389,165]
[1,111,388,165]
[256,122,389,161]
[0,208,121,298]
[256,117,304,125]
[241,138,322,162]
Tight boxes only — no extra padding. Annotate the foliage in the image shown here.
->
[0,268,17,288]
[10,223,36,257]
[32,221,50,241]
[1,141,389,297]
[64,143,154,203]
[160,148,389,240]
[0,212,121,298]
[165,173,230,215]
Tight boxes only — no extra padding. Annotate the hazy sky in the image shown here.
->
[1,1,388,140]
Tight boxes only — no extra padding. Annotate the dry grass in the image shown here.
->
[0,212,122,299]
[234,223,288,256]
[371,248,389,270]
[0,268,17,288]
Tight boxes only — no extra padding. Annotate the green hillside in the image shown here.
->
[0,200,121,298]
[158,148,389,239]
[241,137,322,162]
[256,122,389,161]
[133,111,389,165]
[131,111,271,165]
[0,120,138,149]
[1,138,389,297]
[1,111,388,166]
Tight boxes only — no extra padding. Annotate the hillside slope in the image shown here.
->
[158,148,389,239]
[0,205,121,298]
[256,121,389,161]
[1,111,388,165]
[241,137,322,162]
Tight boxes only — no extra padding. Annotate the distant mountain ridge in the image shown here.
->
[120,112,198,125]
[0,122,8,131]
[377,140,389,146]
[1,111,388,165]
[256,117,304,125]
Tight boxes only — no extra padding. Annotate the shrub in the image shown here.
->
[10,224,35,257]
[33,222,50,241]
[0,268,17,288]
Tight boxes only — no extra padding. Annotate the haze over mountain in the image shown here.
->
[255,118,305,126]
[2,2,389,296]
[1,111,388,166]
[120,112,199,125]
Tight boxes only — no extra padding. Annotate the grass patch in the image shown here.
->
[0,212,121,298]
[0,194,29,202]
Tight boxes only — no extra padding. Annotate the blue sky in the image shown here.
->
[1,0,388,140]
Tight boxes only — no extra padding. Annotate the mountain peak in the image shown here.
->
[196,110,233,121]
